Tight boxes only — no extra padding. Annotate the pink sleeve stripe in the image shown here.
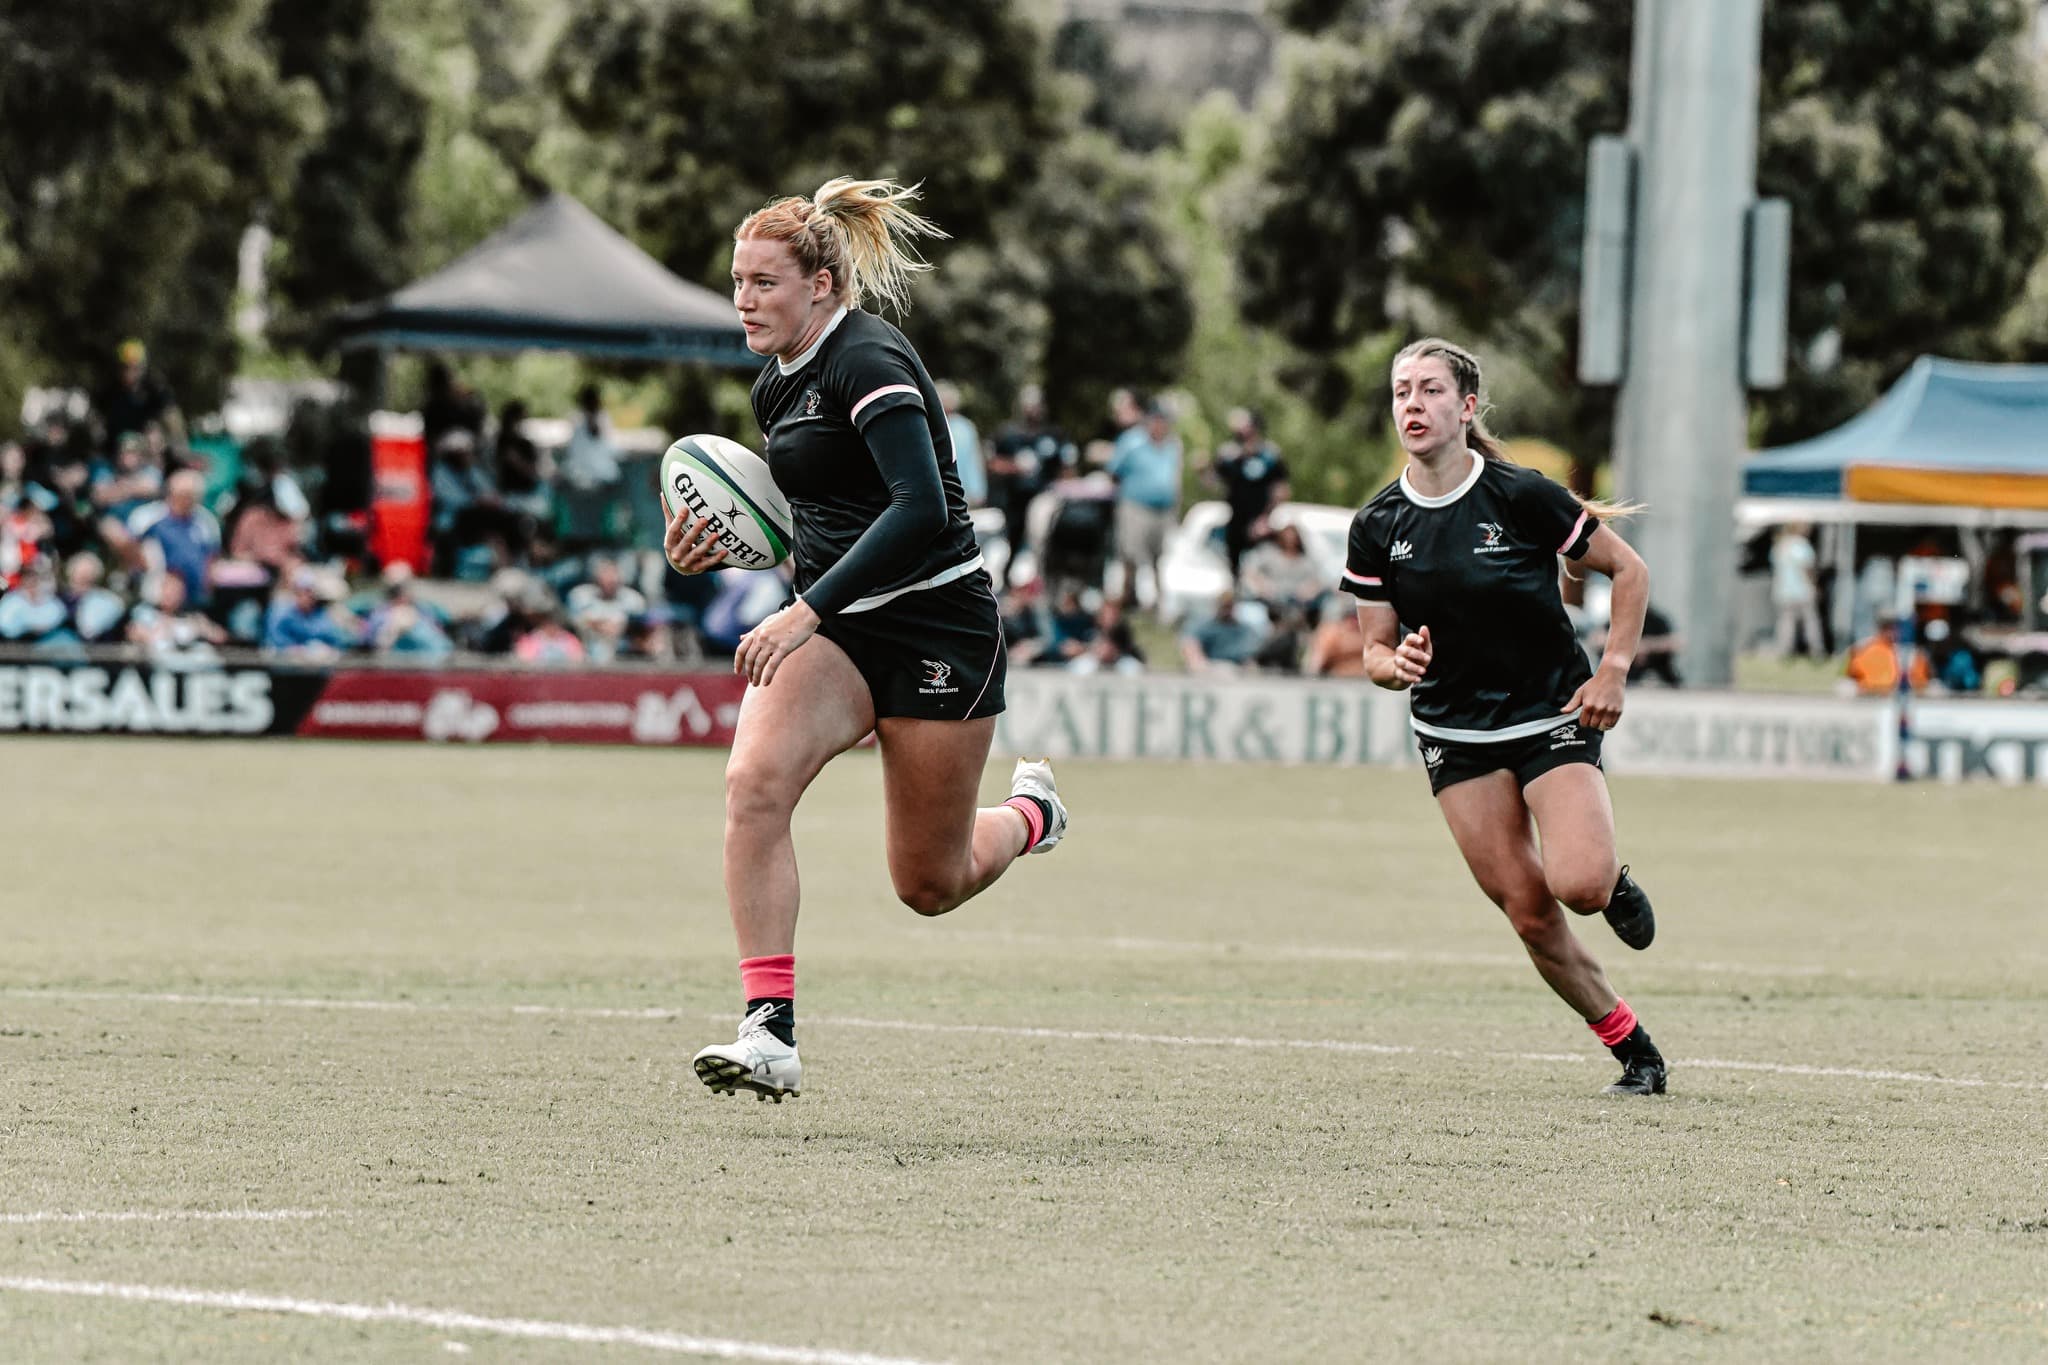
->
[850,384,921,423]
[1342,569,1382,586]
[1559,509,1591,554]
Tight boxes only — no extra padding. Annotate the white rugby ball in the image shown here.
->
[658,433,793,571]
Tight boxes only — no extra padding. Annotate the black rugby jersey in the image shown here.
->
[1339,451,1598,741]
[751,308,979,612]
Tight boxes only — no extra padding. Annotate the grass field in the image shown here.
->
[3,737,2046,1363]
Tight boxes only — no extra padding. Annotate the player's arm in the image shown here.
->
[794,408,947,618]
[1359,603,1430,690]
[1568,523,1649,728]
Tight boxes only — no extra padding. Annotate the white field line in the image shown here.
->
[6,987,2042,1094]
[922,927,1840,979]
[0,1276,947,1365]
[0,1209,331,1227]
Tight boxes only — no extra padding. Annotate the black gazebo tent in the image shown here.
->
[333,193,752,368]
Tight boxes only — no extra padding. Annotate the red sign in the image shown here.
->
[298,669,748,745]
[369,429,430,573]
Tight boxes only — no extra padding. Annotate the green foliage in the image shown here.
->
[0,0,320,414]
[1242,0,2048,462]
[1755,0,2048,442]
[262,0,430,346]
[542,0,1192,437]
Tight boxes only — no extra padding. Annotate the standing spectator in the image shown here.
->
[1771,522,1824,658]
[514,603,587,666]
[936,382,987,508]
[96,339,185,452]
[60,552,127,644]
[129,469,221,608]
[1105,387,1144,445]
[430,430,507,577]
[566,554,647,663]
[1180,586,1269,673]
[243,436,311,523]
[493,399,551,554]
[264,566,359,657]
[125,573,225,665]
[987,385,1074,566]
[421,360,485,466]
[1208,407,1290,584]
[557,383,623,549]
[0,558,67,645]
[1034,585,1100,667]
[1108,399,1182,610]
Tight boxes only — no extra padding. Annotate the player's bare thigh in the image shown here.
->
[1521,762,1621,913]
[726,634,876,817]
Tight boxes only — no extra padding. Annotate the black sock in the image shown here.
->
[1608,1023,1661,1065]
[746,997,796,1047]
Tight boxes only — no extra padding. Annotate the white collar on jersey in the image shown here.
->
[776,304,851,376]
[1399,446,1485,508]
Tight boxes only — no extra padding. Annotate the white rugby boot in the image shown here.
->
[692,1003,801,1101]
[1009,757,1070,854]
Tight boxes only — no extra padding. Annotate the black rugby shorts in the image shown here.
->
[1417,721,1603,796]
[812,571,1008,721]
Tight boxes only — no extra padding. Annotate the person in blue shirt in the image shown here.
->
[128,470,220,608]
[937,381,987,508]
[0,558,68,645]
[264,567,360,657]
[1107,399,1182,610]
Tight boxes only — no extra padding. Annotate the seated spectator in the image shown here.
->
[1035,586,1101,667]
[1305,600,1368,678]
[1068,599,1146,676]
[1,439,58,516]
[1181,587,1270,674]
[1844,614,1929,696]
[430,429,509,578]
[91,432,164,536]
[515,602,587,666]
[0,558,68,645]
[1000,583,1046,663]
[363,562,453,659]
[129,469,221,608]
[567,554,648,664]
[60,552,127,644]
[1922,618,1981,695]
[126,572,225,665]
[264,566,359,658]
[1,500,54,591]
[1241,522,1324,622]
[471,569,541,655]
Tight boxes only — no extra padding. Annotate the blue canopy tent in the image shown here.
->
[1743,357,2048,512]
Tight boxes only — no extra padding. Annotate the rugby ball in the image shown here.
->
[658,434,793,571]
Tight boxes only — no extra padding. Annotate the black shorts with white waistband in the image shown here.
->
[811,570,1008,721]
[1417,721,1603,796]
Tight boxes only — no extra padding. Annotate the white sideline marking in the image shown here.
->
[5,988,2042,1094]
[926,927,1839,979]
[0,1275,949,1365]
[0,1209,330,1226]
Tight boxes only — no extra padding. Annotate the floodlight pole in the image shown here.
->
[1594,0,1772,688]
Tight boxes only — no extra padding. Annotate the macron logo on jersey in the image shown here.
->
[1389,539,1414,561]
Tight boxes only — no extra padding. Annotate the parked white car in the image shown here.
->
[1157,499,1355,625]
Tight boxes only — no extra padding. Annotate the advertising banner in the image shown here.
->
[1898,698,2048,785]
[0,660,326,736]
[1604,690,1891,781]
[297,669,747,746]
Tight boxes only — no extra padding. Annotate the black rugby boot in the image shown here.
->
[1603,865,1656,950]
[1603,1026,1668,1096]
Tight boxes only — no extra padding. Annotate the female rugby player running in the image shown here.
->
[1341,338,1666,1096]
[666,178,1067,1100]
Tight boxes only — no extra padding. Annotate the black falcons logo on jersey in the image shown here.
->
[802,387,822,417]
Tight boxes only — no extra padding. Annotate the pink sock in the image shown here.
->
[1002,796,1045,851]
[739,954,795,1000]
[1590,999,1638,1048]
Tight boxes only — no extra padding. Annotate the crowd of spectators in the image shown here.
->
[0,345,704,669]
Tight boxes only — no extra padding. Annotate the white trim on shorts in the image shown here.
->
[837,553,986,615]
[1410,709,1582,743]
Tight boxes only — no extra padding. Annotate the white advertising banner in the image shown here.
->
[997,672,1903,781]
[1899,698,2048,785]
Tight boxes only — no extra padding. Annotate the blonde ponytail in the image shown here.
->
[735,176,948,314]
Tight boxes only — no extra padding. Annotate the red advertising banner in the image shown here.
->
[298,669,748,746]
